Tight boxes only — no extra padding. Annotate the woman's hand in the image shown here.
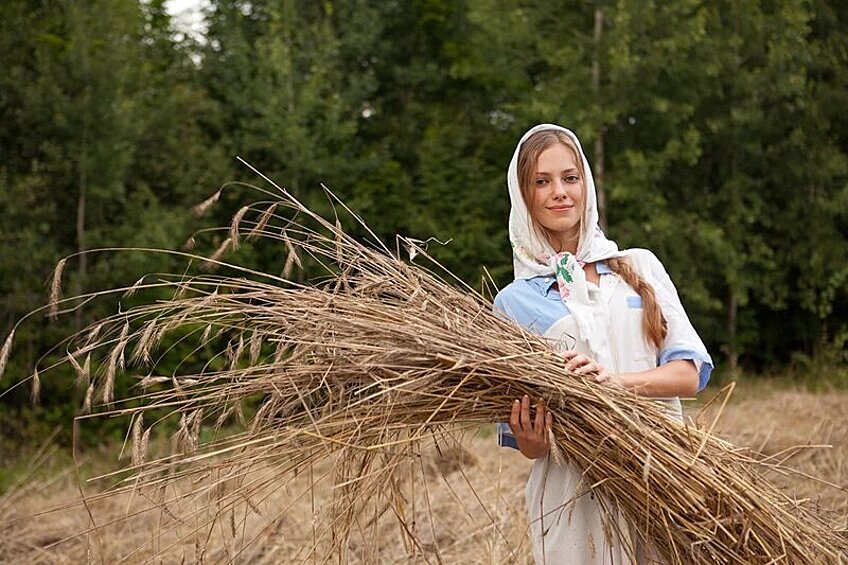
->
[509,395,552,459]
[563,351,699,397]
[562,350,610,383]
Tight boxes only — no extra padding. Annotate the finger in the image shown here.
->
[561,350,578,360]
[509,399,521,432]
[520,395,532,430]
[534,401,545,434]
[575,361,599,375]
[565,354,588,371]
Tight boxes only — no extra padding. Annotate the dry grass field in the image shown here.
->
[1,384,846,564]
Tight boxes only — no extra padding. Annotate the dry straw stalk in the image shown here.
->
[11,178,848,563]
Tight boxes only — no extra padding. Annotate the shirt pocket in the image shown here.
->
[624,295,657,368]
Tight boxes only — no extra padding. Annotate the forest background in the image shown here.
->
[1,0,847,454]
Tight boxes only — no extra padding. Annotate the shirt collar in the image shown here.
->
[526,276,558,295]
[526,261,612,296]
[595,260,612,275]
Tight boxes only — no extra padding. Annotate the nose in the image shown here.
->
[551,178,568,198]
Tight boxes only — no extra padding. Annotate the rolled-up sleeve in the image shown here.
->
[636,249,714,391]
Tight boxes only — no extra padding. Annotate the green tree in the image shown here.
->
[0,0,223,444]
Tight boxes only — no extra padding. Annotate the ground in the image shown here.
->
[1,384,846,563]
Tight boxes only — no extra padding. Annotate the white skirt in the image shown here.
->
[526,456,645,564]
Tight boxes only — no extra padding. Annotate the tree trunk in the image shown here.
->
[591,7,607,230]
[726,287,739,376]
[74,9,91,330]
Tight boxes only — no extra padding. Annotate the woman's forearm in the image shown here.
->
[613,359,699,398]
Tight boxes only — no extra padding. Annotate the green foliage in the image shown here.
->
[2,0,848,450]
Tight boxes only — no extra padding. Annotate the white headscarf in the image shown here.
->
[506,123,623,357]
[507,123,621,278]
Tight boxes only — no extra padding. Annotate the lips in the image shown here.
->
[547,205,574,211]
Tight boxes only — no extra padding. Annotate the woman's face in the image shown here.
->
[529,143,584,252]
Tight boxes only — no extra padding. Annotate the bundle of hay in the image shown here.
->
[4,175,847,563]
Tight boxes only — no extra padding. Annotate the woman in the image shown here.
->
[494,124,713,564]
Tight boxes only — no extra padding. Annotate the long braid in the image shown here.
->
[606,257,667,350]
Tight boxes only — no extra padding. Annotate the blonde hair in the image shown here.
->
[517,130,668,350]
